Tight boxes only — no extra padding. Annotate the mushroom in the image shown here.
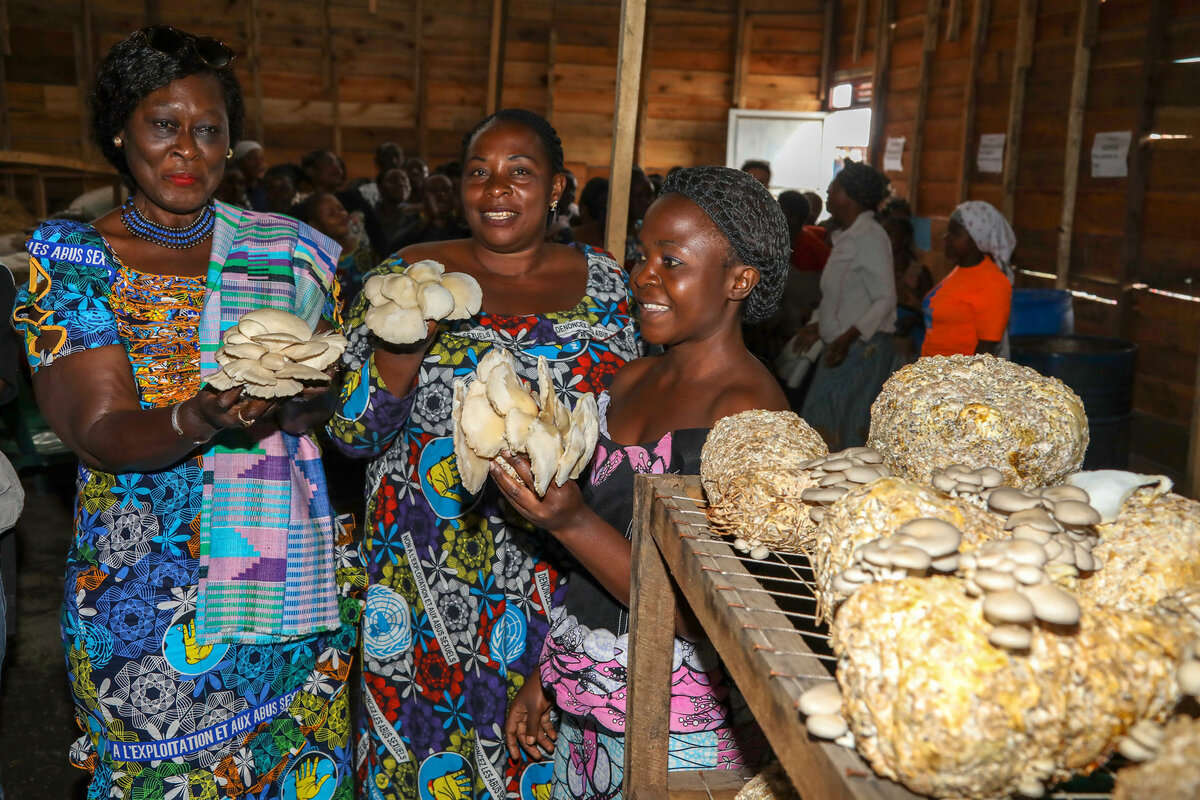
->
[362,259,483,344]
[205,308,346,399]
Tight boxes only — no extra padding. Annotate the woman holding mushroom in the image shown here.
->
[14,28,358,798]
[327,108,638,799]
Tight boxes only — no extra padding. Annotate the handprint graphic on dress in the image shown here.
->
[427,453,465,502]
[427,767,472,800]
[178,619,213,665]
[293,758,331,800]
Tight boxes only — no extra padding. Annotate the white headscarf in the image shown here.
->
[232,140,264,162]
[951,201,1016,281]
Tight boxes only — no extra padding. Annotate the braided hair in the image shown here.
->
[460,108,565,176]
[659,166,790,324]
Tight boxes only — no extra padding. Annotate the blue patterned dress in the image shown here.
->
[327,247,639,800]
[15,217,362,800]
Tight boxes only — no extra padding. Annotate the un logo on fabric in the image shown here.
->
[490,605,527,677]
[363,584,413,659]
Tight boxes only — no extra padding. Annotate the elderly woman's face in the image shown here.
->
[122,73,230,214]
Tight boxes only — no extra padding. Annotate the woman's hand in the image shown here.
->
[488,452,589,534]
[792,322,820,353]
[273,364,342,435]
[824,326,861,368]
[504,671,556,761]
[371,319,439,399]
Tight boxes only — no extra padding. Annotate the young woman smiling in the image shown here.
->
[327,109,639,799]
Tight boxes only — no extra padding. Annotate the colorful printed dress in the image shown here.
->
[327,247,638,800]
[540,393,765,799]
[15,217,363,800]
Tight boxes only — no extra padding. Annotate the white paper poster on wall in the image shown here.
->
[883,136,906,172]
[1091,131,1132,178]
[977,134,1005,173]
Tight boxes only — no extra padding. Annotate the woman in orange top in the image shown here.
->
[921,201,1015,357]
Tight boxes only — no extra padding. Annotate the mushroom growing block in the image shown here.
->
[205,308,347,399]
[362,259,483,344]
[868,355,1088,489]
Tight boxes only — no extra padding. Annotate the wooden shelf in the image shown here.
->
[624,474,921,800]
[0,150,119,219]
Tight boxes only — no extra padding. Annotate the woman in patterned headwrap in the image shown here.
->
[921,200,1015,358]
[492,165,787,798]
[794,160,896,449]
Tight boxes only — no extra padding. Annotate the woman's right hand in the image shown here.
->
[371,319,440,398]
[186,385,282,434]
[792,323,821,353]
[504,671,556,761]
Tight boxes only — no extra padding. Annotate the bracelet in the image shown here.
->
[171,402,214,445]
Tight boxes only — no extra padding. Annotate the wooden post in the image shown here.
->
[853,0,868,63]
[1055,0,1098,289]
[1118,0,1165,337]
[624,477,678,799]
[604,0,647,261]
[1189,347,1200,499]
[957,0,989,203]
[634,16,653,168]
[908,0,942,213]
[819,0,836,104]
[732,0,748,108]
[1001,0,1037,221]
[415,0,428,160]
[868,0,894,170]
[246,0,265,144]
[946,0,963,41]
[485,0,506,115]
[321,0,341,153]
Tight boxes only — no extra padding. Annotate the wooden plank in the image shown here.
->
[1001,0,1038,220]
[1119,0,1166,334]
[868,0,894,169]
[415,0,427,159]
[732,0,748,108]
[1055,0,1098,289]
[946,0,963,41]
[820,0,836,104]
[634,15,653,167]
[908,0,942,213]
[625,477,678,798]
[321,0,340,153]
[246,0,265,144]
[854,0,869,62]
[604,0,647,260]
[1189,345,1200,499]
[486,0,506,114]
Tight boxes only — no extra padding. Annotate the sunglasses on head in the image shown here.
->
[138,25,235,70]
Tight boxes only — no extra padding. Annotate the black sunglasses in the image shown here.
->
[139,26,235,70]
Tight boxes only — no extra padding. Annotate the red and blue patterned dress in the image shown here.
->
[327,247,638,800]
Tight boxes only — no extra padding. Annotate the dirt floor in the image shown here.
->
[0,465,89,798]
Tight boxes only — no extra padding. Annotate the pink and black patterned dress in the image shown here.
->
[327,248,638,799]
[539,393,765,799]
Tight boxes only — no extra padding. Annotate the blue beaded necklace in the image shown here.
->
[120,197,215,249]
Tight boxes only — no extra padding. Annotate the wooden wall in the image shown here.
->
[2,0,1197,484]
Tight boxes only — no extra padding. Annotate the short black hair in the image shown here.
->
[461,108,565,176]
[741,159,771,176]
[777,190,809,221]
[297,191,336,226]
[264,162,302,188]
[578,177,610,221]
[433,160,462,178]
[91,28,244,189]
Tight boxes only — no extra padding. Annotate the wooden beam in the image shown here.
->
[321,0,341,153]
[1055,0,1099,289]
[634,17,653,168]
[868,0,894,170]
[819,0,836,104]
[1189,345,1200,499]
[946,0,962,41]
[604,0,647,261]
[246,0,265,144]
[732,0,749,109]
[956,0,989,203]
[853,0,868,63]
[1000,0,1037,221]
[908,0,942,213]
[485,0,506,115]
[415,0,427,160]
[0,0,10,57]
[1118,0,1165,326]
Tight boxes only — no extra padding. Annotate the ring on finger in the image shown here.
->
[236,409,253,427]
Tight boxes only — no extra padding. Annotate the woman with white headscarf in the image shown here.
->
[921,200,1015,357]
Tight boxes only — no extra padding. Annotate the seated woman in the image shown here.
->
[298,191,378,306]
[884,216,933,361]
[921,201,1015,358]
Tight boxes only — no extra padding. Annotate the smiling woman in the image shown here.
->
[13,26,359,800]
[326,108,640,799]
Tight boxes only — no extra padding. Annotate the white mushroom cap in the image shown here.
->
[1004,507,1061,533]
[1048,499,1101,527]
[405,259,446,283]
[440,272,484,320]
[378,273,419,306]
[805,713,849,740]
[418,282,456,320]
[798,681,843,716]
[894,518,962,558]
[983,590,1036,625]
[1022,582,1081,626]
[237,308,313,341]
[1177,660,1200,696]
[365,303,428,345]
[989,488,1042,514]
[988,623,1033,650]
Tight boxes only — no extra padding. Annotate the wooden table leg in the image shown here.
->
[625,478,678,800]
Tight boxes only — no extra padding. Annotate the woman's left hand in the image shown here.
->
[274,363,342,434]
[488,452,588,533]
[825,326,860,368]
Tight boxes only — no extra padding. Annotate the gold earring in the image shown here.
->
[226,148,234,159]
[113,135,123,147]
[550,200,558,211]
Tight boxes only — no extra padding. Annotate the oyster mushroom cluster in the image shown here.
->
[797,447,891,527]
[206,308,347,399]
[363,259,482,344]
[868,355,1088,488]
[1113,715,1200,800]
[451,348,598,497]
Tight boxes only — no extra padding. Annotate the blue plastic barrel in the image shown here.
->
[1009,335,1137,469]
[1008,289,1074,337]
